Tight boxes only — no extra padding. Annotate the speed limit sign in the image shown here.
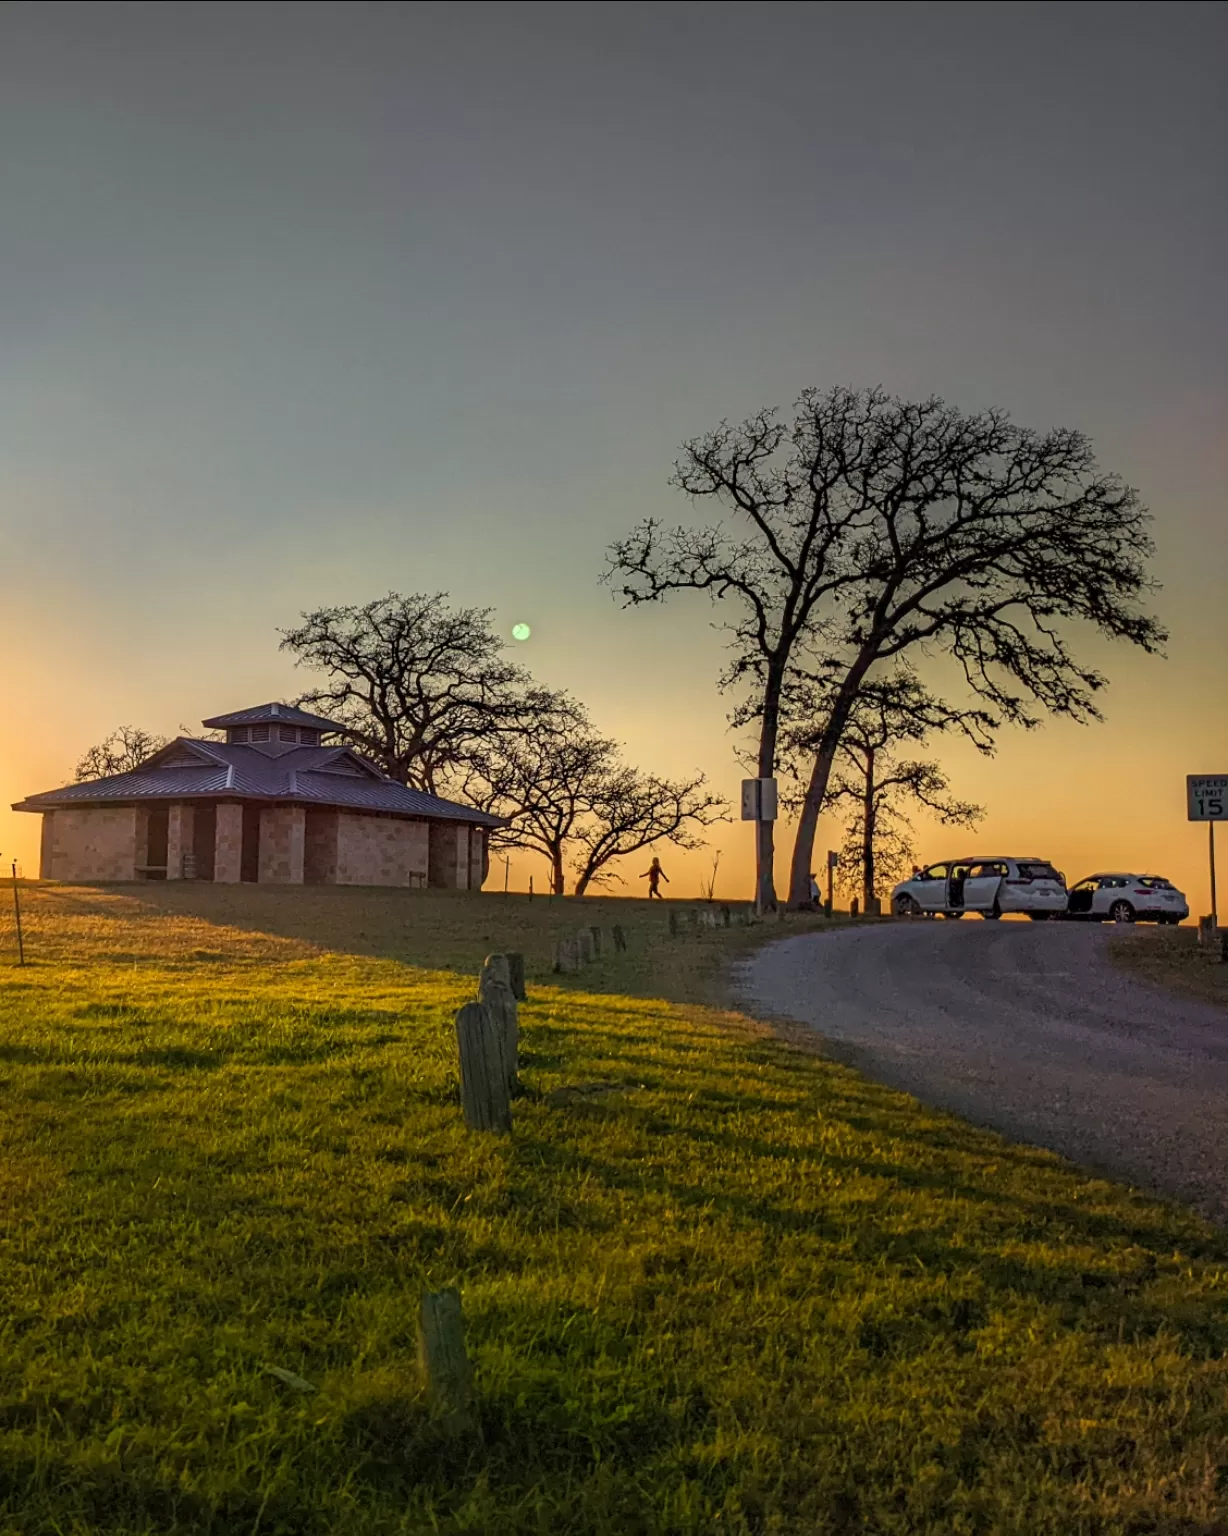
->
[1187,775,1227,820]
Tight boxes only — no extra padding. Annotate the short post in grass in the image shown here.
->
[10,862,24,967]
[455,1001,512,1133]
[589,925,603,957]
[577,929,596,965]
[720,905,730,927]
[478,954,519,1091]
[668,910,680,937]
[553,935,580,973]
[417,1288,474,1435]
[612,924,627,953]
[506,951,527,1002]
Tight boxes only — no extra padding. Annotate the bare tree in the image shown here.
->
[463,695,726,896]
[280,593,533,793]
[570,766,727,897]
[462,695,617,895]
[606,388,1165,908]
[780,670,988,911]
[75,726,168,782]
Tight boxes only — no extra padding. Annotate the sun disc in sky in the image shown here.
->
[511,622,532,642]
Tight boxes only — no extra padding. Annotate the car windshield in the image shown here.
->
[1015,862,1062,881]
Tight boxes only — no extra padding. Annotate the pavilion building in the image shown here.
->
[13,702,501,889]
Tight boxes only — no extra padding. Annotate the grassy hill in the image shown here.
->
[0,883,1223,1535]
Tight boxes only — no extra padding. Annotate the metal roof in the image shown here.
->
[200,702,343,731]
[12,738,504,827]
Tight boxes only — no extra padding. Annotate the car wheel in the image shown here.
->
[983,900,1001,921]
[1160,915,1180,926]
[1109,900,1135,923]
[1027,912,1051,922]
[942,910,966,919]
[894,894,921,918]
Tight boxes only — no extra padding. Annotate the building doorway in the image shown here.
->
[146,806,169,878]
[193,804,216,881]
[240,805,262,883]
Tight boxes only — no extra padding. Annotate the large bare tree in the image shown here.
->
[281,593,533,794]
[606,388,1165,907]
[75,726,168,782]
[570,766,726,897]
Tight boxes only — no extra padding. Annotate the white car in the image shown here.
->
[891,857,1068,921]
[1063,873,1189,925]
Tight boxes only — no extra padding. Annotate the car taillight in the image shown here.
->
[1133,888,1152,896]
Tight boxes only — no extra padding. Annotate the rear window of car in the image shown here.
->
[1015,863,1062,881]
[1135,877,1174,889]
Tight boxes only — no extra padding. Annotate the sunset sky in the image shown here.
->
[1,1,1225,910]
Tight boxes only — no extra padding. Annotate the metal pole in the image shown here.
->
[11,861,25,967]
[1211,821,1218,927]
[504,856,509,894]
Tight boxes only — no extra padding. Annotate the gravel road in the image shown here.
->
[739,920,1228,1226]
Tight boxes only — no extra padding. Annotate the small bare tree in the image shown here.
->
[75,727,168,782]
[571,768,727,897]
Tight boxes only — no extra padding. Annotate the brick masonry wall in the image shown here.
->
[259,805,306,884]
[39,813,55,879]
[214,803,243,884]
[335,813,429,886]
[47,806,138,882]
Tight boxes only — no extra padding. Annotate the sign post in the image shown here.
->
[741,777,778,916]
[825,849,838,918]
[1187,775,1226,927]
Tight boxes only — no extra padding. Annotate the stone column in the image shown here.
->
[166,804,195,880]
[258,805,306,884]
[454,825,470,890]
[286,805,305,884]
[214,803,243,884]
[39,813,56,880]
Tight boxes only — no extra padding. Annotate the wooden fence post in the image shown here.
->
[577,929,596,965]
[479,954,519,1091]
[612,924,627,953]
[589,925,603,957]
[455,1001,512,1133]
[669,911,680,937]
[418,1288,474,1435]
[553,936,580,973]
[506,951,527,1002]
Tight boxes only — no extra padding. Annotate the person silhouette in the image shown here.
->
[642,857,668,899]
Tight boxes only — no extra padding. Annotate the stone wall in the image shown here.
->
[39,813,55,880]
[214,802,243,884]
[44,806,138,882]
[259,804,306,884]
[166,804,195,880]
[335,813,429,886]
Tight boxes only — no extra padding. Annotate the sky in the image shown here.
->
[1,0,1225,909]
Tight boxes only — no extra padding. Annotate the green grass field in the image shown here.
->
[0,883,1224,1535]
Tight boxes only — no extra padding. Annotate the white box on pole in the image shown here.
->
[741,777,778,821]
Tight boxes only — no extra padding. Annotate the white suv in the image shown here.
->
[1063,873,1189,925]
[891,857,1068,921]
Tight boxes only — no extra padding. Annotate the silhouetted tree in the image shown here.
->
[281,593,532,794]
[75,726,167,782]
[779,670,988,911]
[606,387,1164,907]
[570,767,726,897]
[463,695,726,895]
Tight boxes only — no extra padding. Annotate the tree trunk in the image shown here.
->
[787,650,876,906]
[862,746,876,914]
[551,847,565,896]
[754,660,786,911]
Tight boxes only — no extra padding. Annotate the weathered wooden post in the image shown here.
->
[612,924,627,953]
[417,1288,474,1435]
[850,897,860,918]
[479,954,519,1091]
[589,925,603,957]
[455,1001,512,1133]
[669,910,680,937]
[553,935,580,973]
[506,951,527,1002]
[577,929,596,965]
[720,905,730,927]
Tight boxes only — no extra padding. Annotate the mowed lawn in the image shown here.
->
[0,886,1224,1536]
